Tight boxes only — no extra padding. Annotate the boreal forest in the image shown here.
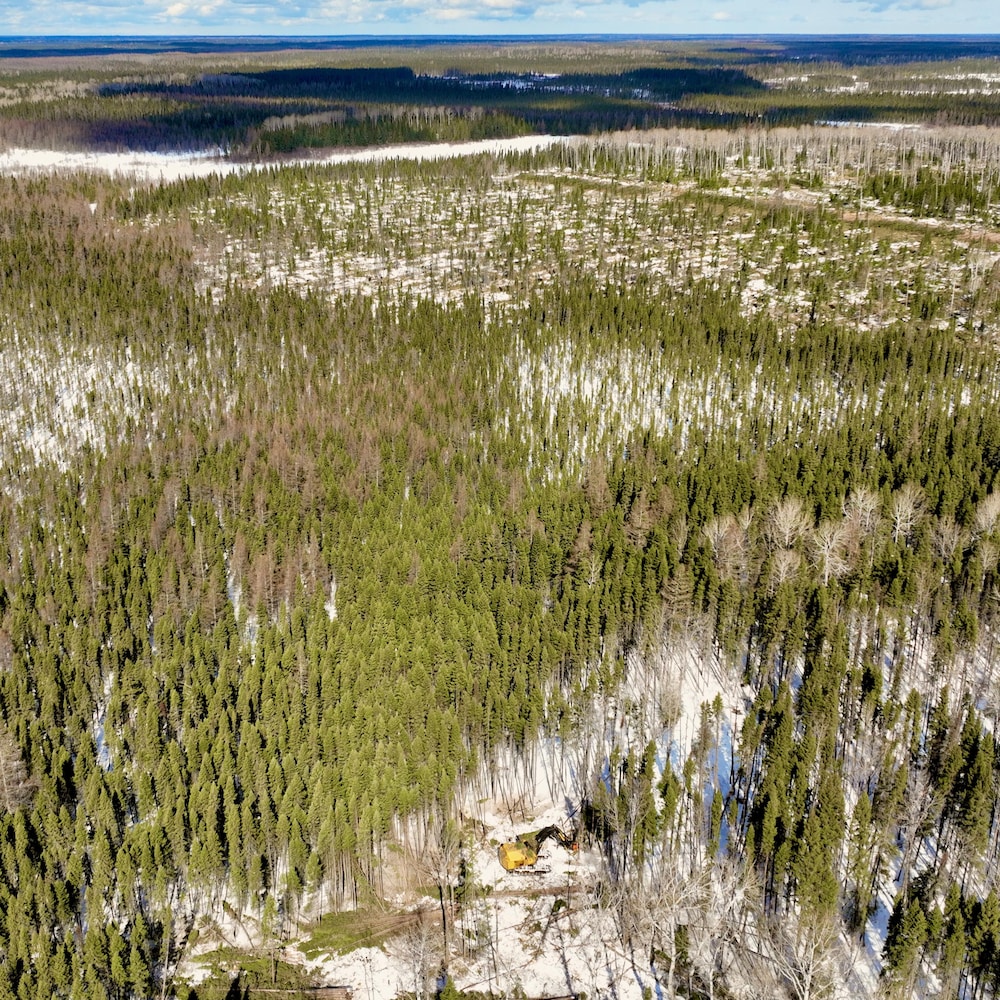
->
[1,34,1000,1000]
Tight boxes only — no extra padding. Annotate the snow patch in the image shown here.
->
[0,136,566,182]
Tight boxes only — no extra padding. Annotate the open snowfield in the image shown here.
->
[0,135,567,181]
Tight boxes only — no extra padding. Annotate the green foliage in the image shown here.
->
[4,50,1000,996]
[883,891,930,996]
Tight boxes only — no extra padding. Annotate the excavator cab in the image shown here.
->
[497,840,540,871]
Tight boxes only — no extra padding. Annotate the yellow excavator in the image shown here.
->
[497,825,579,874]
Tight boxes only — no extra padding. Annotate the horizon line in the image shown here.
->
[3,31,1000,39]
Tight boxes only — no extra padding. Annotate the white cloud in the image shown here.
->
[0,0,993,35]
[853,0,954,10]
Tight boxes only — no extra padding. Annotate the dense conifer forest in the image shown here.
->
[3,35,1000,1000]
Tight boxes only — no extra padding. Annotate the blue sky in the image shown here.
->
[1,0,996,39]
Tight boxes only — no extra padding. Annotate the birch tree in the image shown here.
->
[0,724,35,812]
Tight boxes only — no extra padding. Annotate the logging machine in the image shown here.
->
[497,825,579,874]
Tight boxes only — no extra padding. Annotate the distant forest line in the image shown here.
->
[1,37,1000,155]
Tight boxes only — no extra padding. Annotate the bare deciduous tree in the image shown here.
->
[891,482,924,545]
[810,520,851,586]
[0,724,35,812]
[974,492,1000,538]
[770,548,802,589]
[932,516,966,565]
[767,497,811,551]
[619,861,712,999]
[844,486,881,537]
[687,859,753,1000]
[703,513,751,583]
[396,913,438,1000]
[756,909,839,1000]
[844,487,882,568]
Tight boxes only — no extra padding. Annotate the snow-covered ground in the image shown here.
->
[307,807,611,1000]
[0,135,567,182]
[177,642,747,1000]
[0,340,169,471]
